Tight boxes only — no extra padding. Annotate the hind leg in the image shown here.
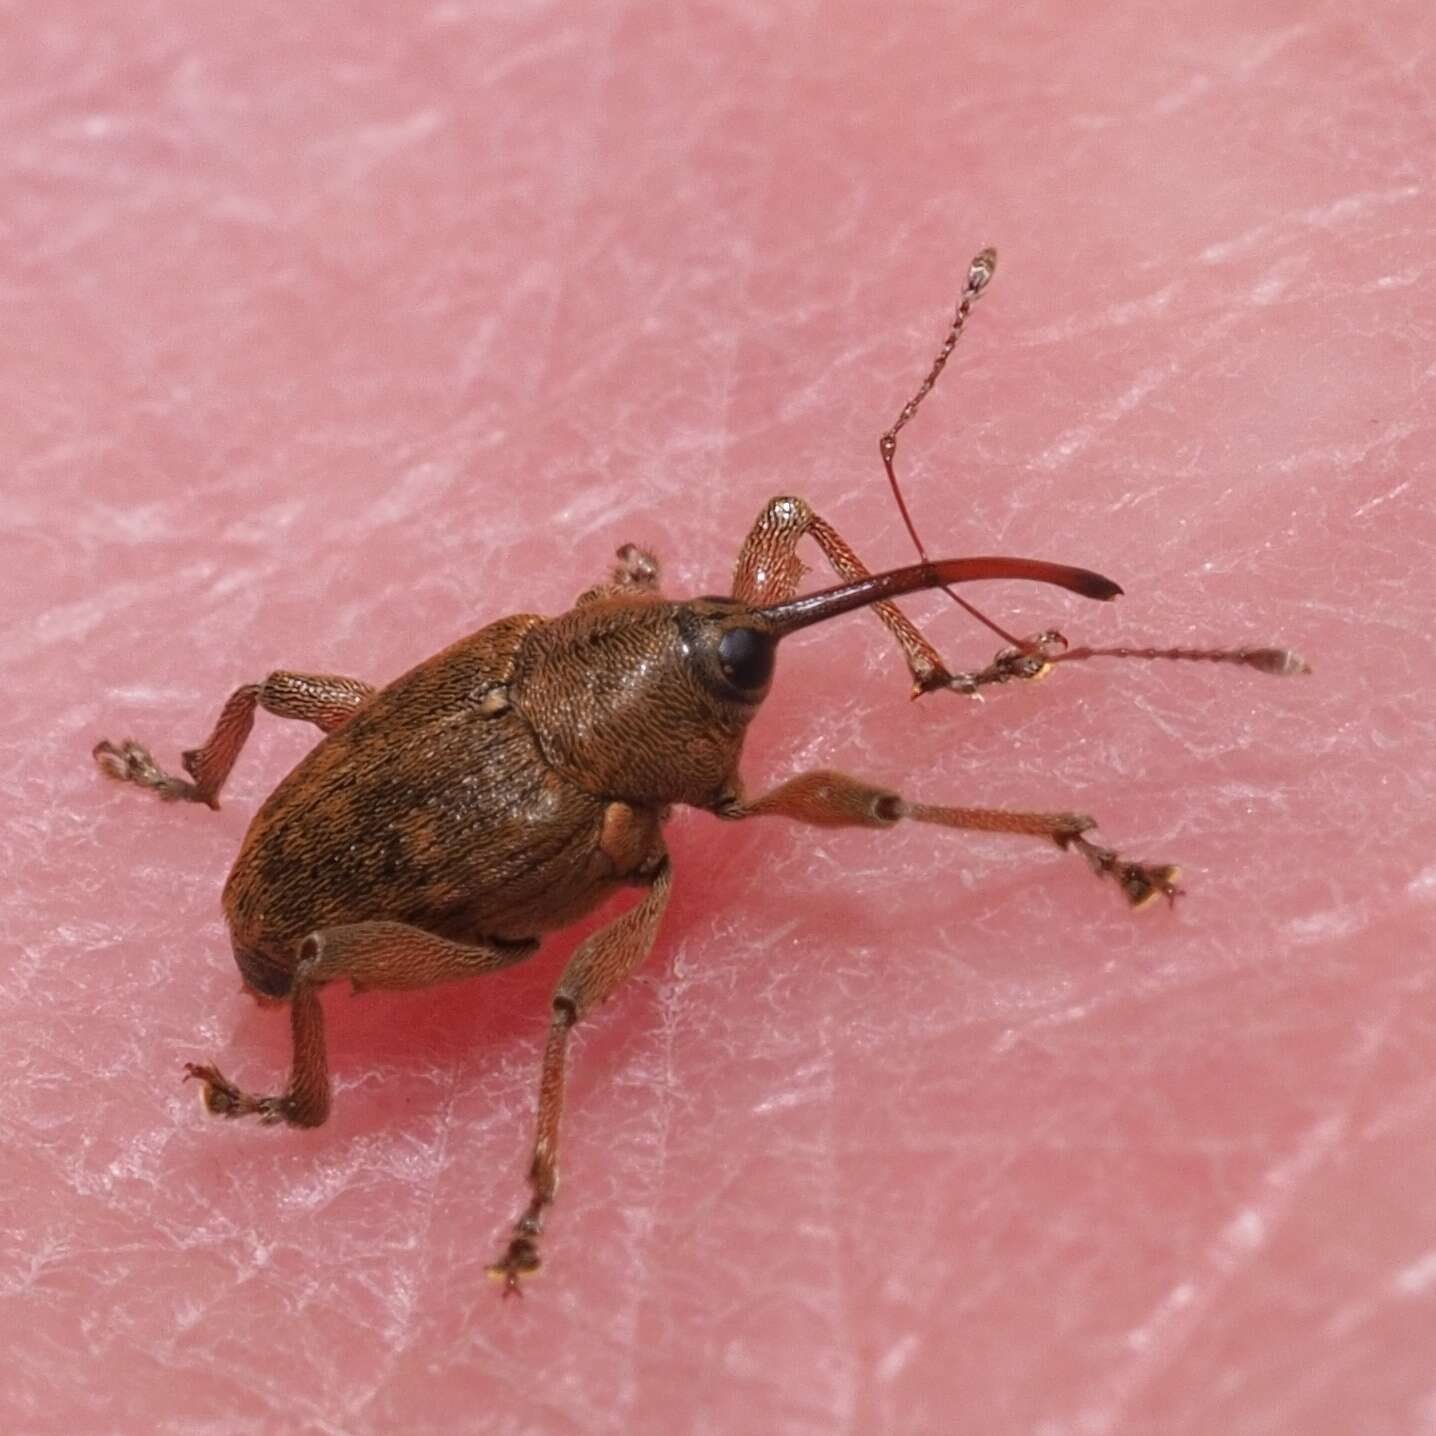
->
[185,923,538,1127]
[94,670,374,810]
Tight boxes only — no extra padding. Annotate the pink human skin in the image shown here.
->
[4,2,1434,1433]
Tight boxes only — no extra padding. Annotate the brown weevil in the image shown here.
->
[92,248,1307,1294]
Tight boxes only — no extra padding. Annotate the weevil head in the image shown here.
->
[681,595,781,705]
[512,554,1120,810]
[511,594,782,809]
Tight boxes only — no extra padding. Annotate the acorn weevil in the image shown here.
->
[93,248,1306,1294]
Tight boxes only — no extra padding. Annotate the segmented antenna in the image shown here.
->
[1049,644,1311,676]
[880,250,1311,685]
[880,247,1026,648]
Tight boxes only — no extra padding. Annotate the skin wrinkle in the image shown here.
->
[1071,999,1402,1434]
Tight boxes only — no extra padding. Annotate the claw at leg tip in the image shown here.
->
[487,1235,543,1297]
[488,1269,525,1299]
[487,1261,539,1298]
[1128,865,1183,908]
[183,1062,234,1116]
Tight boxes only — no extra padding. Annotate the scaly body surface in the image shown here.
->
[224,607,678,999]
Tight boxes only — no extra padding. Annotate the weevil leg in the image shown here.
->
[731,496,973,695]
[183,923,539,1128]
[574,543,663,607]
[93,671,375,810]
[488,858,673,1297]
[718,769,1181,908]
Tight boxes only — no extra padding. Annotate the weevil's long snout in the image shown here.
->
[752,557,1122,638]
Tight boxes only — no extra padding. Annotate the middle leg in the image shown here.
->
[719,768,1180,907]
[488,859,674,1295]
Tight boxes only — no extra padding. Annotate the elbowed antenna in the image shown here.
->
[753,558,1122,638]
[878,247,1020,646]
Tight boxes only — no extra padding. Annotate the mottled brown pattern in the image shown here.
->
[224,612,631,968]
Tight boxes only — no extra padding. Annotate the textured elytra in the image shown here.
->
[225,611,633,976]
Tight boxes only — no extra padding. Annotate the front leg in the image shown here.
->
[718,769,1180,908]
[730,497,1307,698]
[731,496,962,695]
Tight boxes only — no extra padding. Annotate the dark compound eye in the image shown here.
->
[717,626,775,693]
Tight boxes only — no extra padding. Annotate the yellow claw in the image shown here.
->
[1126,864,1182,908]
